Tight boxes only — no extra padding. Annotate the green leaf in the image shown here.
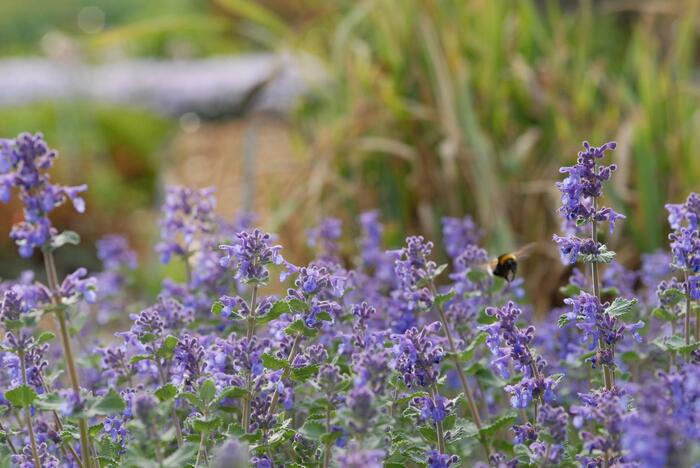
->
[5,385,37,408]
[604,297,638,318]
[129,354,150,365]
[432,263,448,279]
[477,412,517,438]
[299,420,325,440]
[654,335,700,353]
[36,331,56,345]
[559,283,582,297]
[162,443,198,468]
[459,332,487,361]
[320,430,343,445]
[192,417,220,433]
[89,389,125,416]
[34,392,65,411]
[155,335,179,359]
[211,301,224,316]
[436,289,456,308]
[261,353,289,370]
[558,313,576,328]
[287,298,308,312]
[199,380,217,406]
[179,392,203,411]
[155,384,178,402]
[290,364,320,381]
[489,276,507,294]
[316,311,333,323]
[89,422,104,438]
[652,307,676,323]
[49,230,81,250]
[660,288,685,306]
[418,425,436,443]
[467,269,490,283]
[285,319,317,338]
[218,386,249,400]
[580,244,616,264]
[258,300,290,324]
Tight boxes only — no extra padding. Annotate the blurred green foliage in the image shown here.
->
[290,0,700,260]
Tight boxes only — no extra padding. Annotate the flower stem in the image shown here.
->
[429,281,491,457]
[590,200,613,390]
[0,421,17,455]
[266,333,302,419]
[242,285,259,431]
[18,350,40,468]
[42,250,92,468]
[155,360,183,447]
[684,270,692,349]
[323,406,333,468]
[431,386,446,454]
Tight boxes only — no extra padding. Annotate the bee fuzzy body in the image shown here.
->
[492,253,518,282]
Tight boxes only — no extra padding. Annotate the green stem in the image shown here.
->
[590,200,613,390]
[18,351,40,468]
[266,334,302,419]
[323,406,332,468]
[684,270,692,349]
[43,251,92,468]
[155,360,183,447]
[0,421,17,455]
[429,281,492,457]
[242,285,259,431]
[431,386,446,454]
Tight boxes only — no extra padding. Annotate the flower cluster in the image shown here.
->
[0,133,86,257]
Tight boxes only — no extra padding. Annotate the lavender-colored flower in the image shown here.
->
[666,192,700,231]
[551,235,600,265]
[668,227,700,273]
[511,423,537,444]
[392,322,444,388]
[0,133,87,257]
[133,393,157,424]
[308,217,342,262]
[556,141,621,228]
[336,442,384,468]
[426,450,460,468]
[59,267,97,304]
[571,387,626,465]
[412,394,454,423]
[11,442,59,468]
[213,439,248,468]
[156,185,216,263]
[441,215,482,259]
[219,228,283,284]
[172,333,205,388]
[97,234,138,271]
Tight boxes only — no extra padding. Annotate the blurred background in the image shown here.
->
[1,0,699,310]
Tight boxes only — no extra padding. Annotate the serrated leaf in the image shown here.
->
[199,380,217,405]
[316,311,333,322]
[89,422,104,438]
[180,392,203,411]
[89,389,125,416]
[155,335,179,359]
[604,297,638,318]
[654,335,700,353]
[284,319,317,338]
[257,300,290,324]
[320,430,343,445]
[36,331,56,345]
[261,353,289,370]
[436,289,456,308]
[50,231,81,250]
[5,385,37,408]
[155,384,177,402]
[290,364,320,381]
[477,412,517,438]
[660,288,685,306]
[558,313,576,328]
[287,298,308,312]
[34,392,65,411]
[652,307,676,323]
[418,425,436,443]
[218,386,249,400]
[192,417,220,433]
[300,420,325,440]
[580,245,616,264]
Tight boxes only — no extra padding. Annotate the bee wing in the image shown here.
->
[472,258,498,274]
[512,243,536,260]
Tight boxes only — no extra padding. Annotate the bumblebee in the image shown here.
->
[487,244,534,282]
